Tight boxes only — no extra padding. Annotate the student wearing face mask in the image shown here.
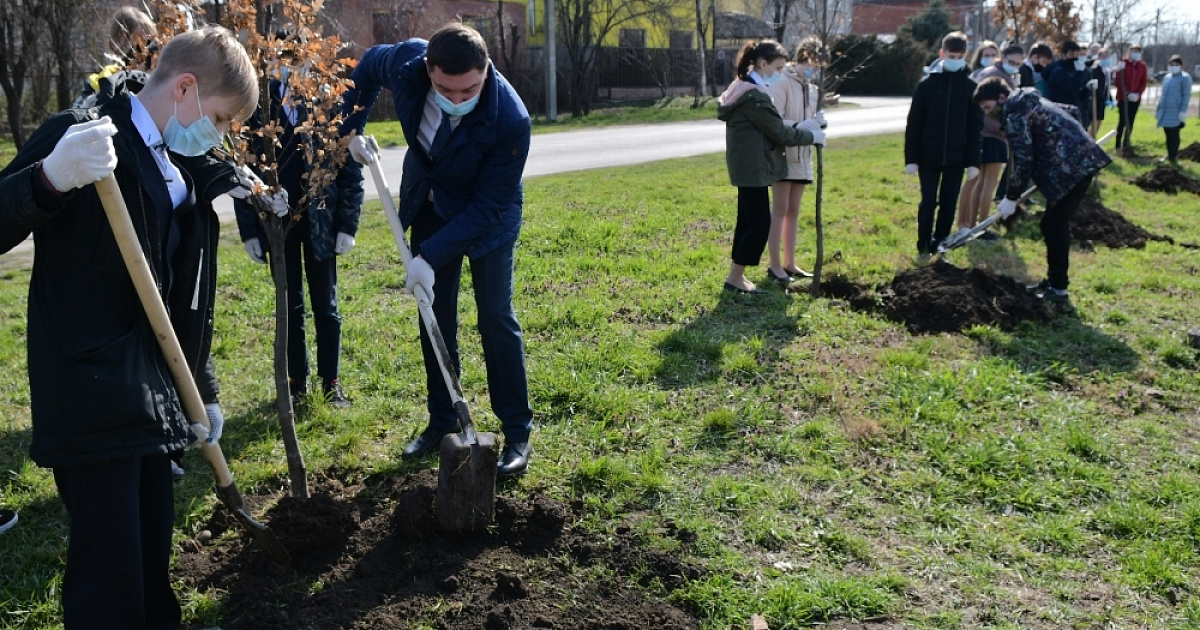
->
[958,43,1022,236]
[766,37,826,285]
[1019,43,1053,91]
[969,41,999,80]
[1044,41,1095,126]
[904,31,983,259]
[1155,55,1193,166]
[716,39,824,293]
[1088,44,1114,138]
[1114,44,1149,153]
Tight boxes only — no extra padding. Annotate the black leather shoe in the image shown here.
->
[402,427,459,460]
[497,442,532,479]
[322,379,352,409]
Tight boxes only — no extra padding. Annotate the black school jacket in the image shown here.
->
[904,64,983,168]
[0,74,240,467]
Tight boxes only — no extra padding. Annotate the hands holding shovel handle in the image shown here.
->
[94,174,290,565]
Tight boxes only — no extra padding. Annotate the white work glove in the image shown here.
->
[334,232,355,255]
[405,255,435,304]
[243,237,266,263]
[997,198,1018,219]
[796,118,825,145]
[814,110,827,129]
[41,117,119,192]
[349,135,376,165]
[905,163,919,176]
[1086,79,1099,90]
[229,165,290,216]
[1127,92,1140,102]
[190,403,225,445]
[966,166,980,180]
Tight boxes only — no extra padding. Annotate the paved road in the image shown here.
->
[1,96,909,268]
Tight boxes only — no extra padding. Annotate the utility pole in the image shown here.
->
[545,0,557,121]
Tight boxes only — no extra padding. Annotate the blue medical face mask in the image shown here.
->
[1002,62,1021,74]
[434,88,480,117]
[942,58,966,72]
[761,71,783,87]
[1130,52,1142,61]
[163,84,223,157]
[1100,58,1115,68]
[981,56,995,68]
[1169,65,1182,74]
[803,67,816,80]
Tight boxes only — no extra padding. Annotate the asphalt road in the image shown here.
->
[0,96,909,268]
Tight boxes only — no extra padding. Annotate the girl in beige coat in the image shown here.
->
[767,41,822,282]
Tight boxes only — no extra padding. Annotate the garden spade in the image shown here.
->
[95,174,290,565]
[352,136,497,532]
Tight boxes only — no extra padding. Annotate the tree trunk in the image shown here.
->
[810,63,826,298]
[262,214,309,499]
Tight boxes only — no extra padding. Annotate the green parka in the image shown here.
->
[717,79,814,187]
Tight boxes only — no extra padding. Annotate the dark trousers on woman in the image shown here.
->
[410,202,534,444]
[1115,100,1141,149]
[1041,176,1093,292]
[731,186,771,265]
[54,454,179,630]
[1164,124,1183,161]
[283,214,341,390]
[917,165,965,253]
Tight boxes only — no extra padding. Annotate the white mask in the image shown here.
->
[1169,65,1182,74]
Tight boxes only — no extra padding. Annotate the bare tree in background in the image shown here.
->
[0,0,41,147]
[34,0,84,111]
[992,0,1081,44]
[768,0,798,43]
[1082,0,1154,46]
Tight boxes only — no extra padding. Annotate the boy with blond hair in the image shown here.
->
[0,26,258,629]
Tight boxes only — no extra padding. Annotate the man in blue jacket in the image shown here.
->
[342,23,534,478]
[1043,40,1097,126]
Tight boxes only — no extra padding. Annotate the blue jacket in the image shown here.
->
[340,39,531,270]
[234,79,363,261]
[1043,58,1090,120]
[1001,88,1112,205]
[1156,72,1193,128]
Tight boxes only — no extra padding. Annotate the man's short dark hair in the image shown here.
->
[1001,44,1024,57]
[973,76,1012,103]
[941,31,968,54]
[1030,42,1053,60]
[426,23,489,74]
[1059,40,1081,55]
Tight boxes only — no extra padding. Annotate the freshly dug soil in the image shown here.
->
[880,262,1052,334]
[175,470,703,630]
[1132,165,1200,195]
[1178,142,1200,162]
[1070,196,1155,249]
[819,265,1052,334]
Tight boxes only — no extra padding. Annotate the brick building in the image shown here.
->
[850,0,977,37]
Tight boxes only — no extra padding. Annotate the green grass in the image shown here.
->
[4,111,1200,629]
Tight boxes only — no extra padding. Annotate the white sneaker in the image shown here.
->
[0,509,17,534]
[170,461,186,480]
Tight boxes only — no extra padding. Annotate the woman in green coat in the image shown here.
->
[717,40,824,293]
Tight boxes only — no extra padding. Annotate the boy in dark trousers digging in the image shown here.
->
[0,27,259,629]
[904,31,984,259]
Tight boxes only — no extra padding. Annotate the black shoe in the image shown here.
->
[497,442,532,479]
[1041,289,1075,314]
[402,426,460,460]
[1026,279,1052,296]
[288,378,306,407]
[784,267,814,278]
[766,269,793,287]
[322,379,352,409]
[977,230,1001,241]
[723,281,767,295]
[0,509,17,534]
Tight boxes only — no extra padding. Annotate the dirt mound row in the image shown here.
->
[175,470,703,630]
[1071,196,1156,249]
[820,265,1052,334]
[1132,165,1200,195]
[1178,142,1200,162]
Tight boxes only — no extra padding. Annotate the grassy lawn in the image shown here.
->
[4,112,1200,629]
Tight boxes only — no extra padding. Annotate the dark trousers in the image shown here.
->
[1164,124,1183,161]
[411,204,533,444]
[1042,176,1093,291]
[1115,100,1141,148]
[731,186,770,266]
[917,165,965,253]
[53,454,179,630]
[282,215,341,388]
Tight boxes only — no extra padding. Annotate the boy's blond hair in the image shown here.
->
[146,26,259,123]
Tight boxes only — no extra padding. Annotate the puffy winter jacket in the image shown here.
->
[717,78,814,188]
[1000,88,1112,205]
[904,64,983,168]
[1156,72,1193,128]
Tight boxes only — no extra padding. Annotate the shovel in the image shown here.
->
[352,136,498,533]
[94,174,290,565]
[935,129,1117,257]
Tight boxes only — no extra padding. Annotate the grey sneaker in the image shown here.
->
[170,461,186,481]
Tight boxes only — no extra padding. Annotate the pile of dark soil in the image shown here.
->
[1178,142,1200,162]
[819,265,1052,334]
[1071,196,1156,249]
[175,471,703,630]
[881,262,1052,334]
[1132,165,1200,195]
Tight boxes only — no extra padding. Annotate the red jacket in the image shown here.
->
[1115,59,1148,100]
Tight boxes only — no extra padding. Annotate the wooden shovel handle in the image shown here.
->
[94,174,235,487]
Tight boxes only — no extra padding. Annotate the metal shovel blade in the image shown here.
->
[215,482,291,565]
